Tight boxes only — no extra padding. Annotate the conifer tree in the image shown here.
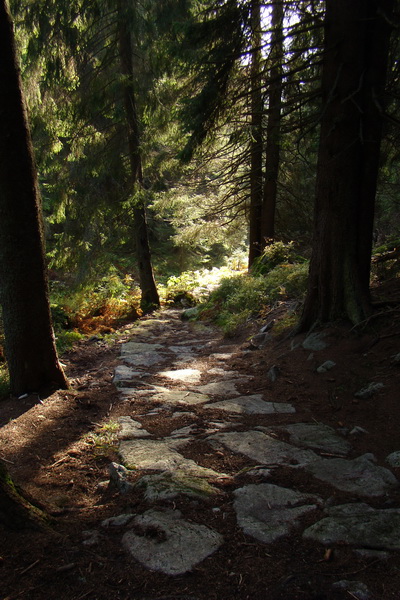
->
[0,0,68,396]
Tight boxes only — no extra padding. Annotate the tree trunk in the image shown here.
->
[248,0,264,269]
[261,0,284,244]
[299,0,394,329]
[0,0,68,396]
[117,0,160,311]
[0,462,50,529]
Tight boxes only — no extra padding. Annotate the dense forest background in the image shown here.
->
[1,0,400,393]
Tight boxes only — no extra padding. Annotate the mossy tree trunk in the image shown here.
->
[0,462,49,530]
[299,0,394,329]
[0,0,68,395]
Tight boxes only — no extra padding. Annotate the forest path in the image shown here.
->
[92,308,400,598]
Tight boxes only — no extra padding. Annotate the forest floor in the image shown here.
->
[1,279,400,600]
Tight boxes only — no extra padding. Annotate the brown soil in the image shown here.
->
[1,289,400,600]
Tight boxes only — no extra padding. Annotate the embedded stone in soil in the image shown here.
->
[304,453,399,497]
[122,508,224,575]
[272,422,352,455]
[150,390,210,406]
[303,503,400,550]
[208,430,318,467]
[203,395,295,414]
[234,483,322,543]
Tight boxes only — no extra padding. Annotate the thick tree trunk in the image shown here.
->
[0,0,68,395]
[261,0,284,243]
[117,0,160,311]
[0,462,50,530]
[299,0,393,329]
[248,0,264,269]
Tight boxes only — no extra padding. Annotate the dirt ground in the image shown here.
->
[1,283,400,600]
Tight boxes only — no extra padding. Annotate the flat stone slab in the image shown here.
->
[303,503,400,550]
[117,416,151,440]
[135,472,220,501]
[122,509,223,575]
[121,342,164,355]
[194,380,241,397]
[304,454,398,497]
[208,430,318,467]
[150,390,210,406]
[158,368,202,384]
[234,483,321,543]
[123,353,167,367]
[275,423,352,456]
[204,396,295,415]
[209,353,234,361]
[119,438,226,479]
[169,346,195,354]
[113,365,145,385]
[302,332,328,351]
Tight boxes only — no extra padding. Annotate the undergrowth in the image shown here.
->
[197,243,309,336]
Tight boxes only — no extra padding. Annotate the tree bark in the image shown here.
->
[299,0,394,329]
[0,462,50,530]
[261,0,284,244]
[248,0,264,269]
[117,0,160,311]
[0,0,68,395]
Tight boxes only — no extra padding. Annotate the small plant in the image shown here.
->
[252,241,306,275]
[85,421,119,458]
[0,363,10,400]
[55,330,83,355]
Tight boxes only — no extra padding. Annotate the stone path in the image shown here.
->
[93,310,400,596]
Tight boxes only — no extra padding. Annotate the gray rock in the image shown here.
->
[277,423,352,456]
[267,365,280,382]
[167,425,197,439]
[250,333,270,348]
[151,390,209,406]
[234,483,321,543]
[113,365,144,385]
[194,380,241,397]
[303,502,400,550]
[316,360,336,373]
[350,426,369,436]
[209,353,234,361]
[122,509,223,575]
[121,342,164,354]
[354,382,384,399]
[135,472,220,501]
[302,332,328,351]
[109,462,134,494]
[123,353,167,367]
[158,368,202,384]
[208,430,318,467]
[101,514,135,528]
[204,396,295,415]
[332,580,373,600]
[260,321,275,333]
[304,454,398,497]
[169,346,195,354]
[386,451,400,467]
[117,416,151,440]
[119,438,227,479]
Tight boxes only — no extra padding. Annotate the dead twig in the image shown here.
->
[19,559,40,575]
